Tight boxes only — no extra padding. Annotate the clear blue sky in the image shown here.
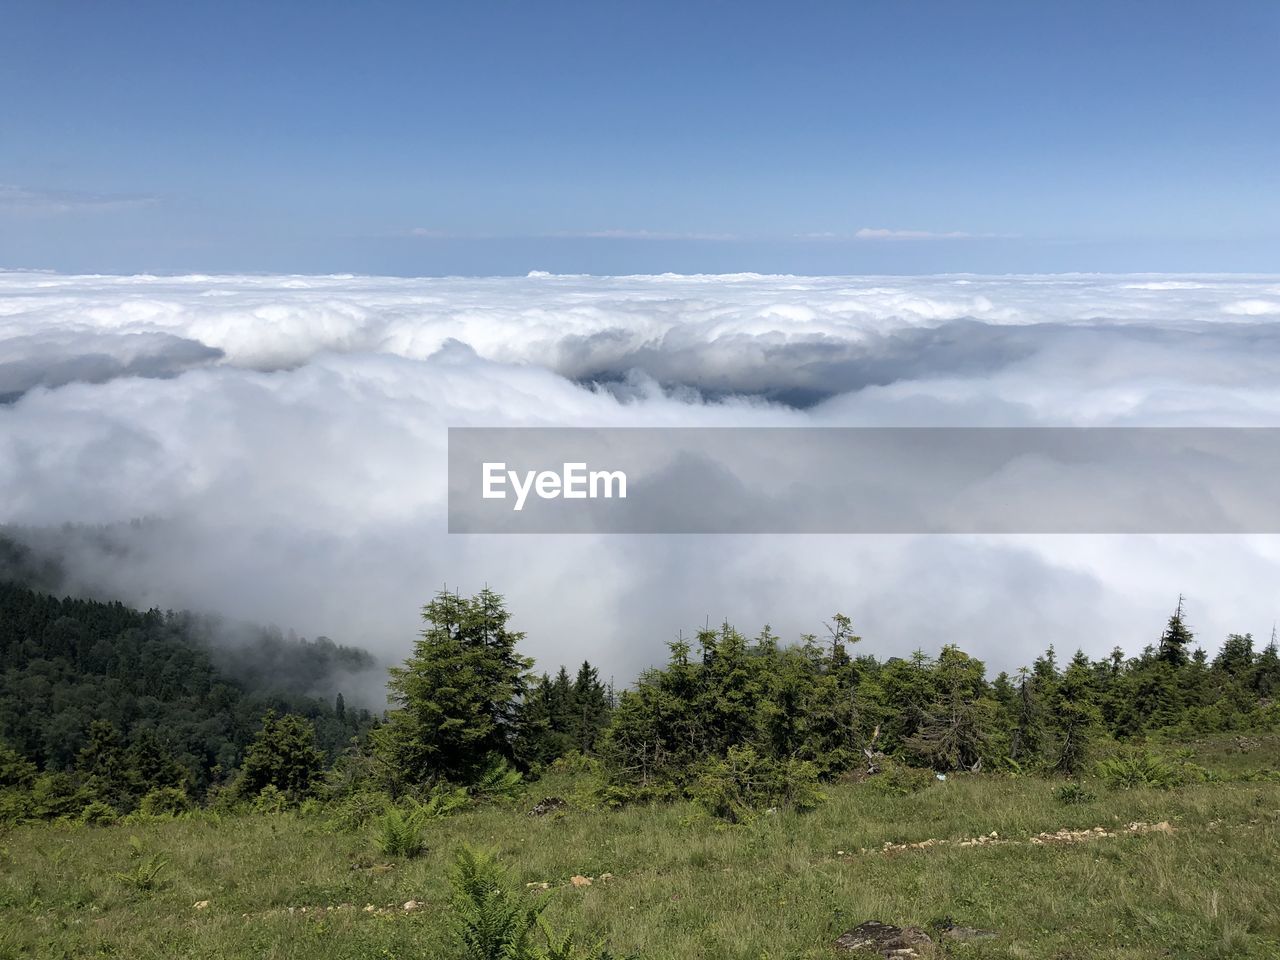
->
[2,1,1277,275]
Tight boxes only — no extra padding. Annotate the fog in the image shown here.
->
[3,270,1280,701]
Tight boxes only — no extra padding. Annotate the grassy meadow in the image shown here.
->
[3,736,1279,960]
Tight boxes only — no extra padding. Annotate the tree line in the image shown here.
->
[3,583,1279,824]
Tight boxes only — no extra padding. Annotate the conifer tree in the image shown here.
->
[1049,657,1098,775]
[1011,667,1044,763]
[905,645,994,770]
[124,728,187,797]
[1255,629,1280,698]
[570,661,611,753]
[77,720,129,808]
[1214,634,1255,678]
[1158,596,1194,667]
[238,711,325,800]
[374,588,532,787]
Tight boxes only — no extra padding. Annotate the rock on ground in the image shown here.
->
[529,797,568,816]
[834,921,934,957]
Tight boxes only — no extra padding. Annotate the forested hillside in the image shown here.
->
[0,581,377,801]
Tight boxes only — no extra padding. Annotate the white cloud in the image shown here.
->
[3,270,1280,695]
[1223,298,1280,316]
[573,229,741,242]
[853,227,1005,240]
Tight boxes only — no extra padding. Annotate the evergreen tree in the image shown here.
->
[1255,629,1280,698]
[1158,596,1194,667]
[905,645,994,771]
[124,728,187,797]
[77,720,128,808]
[1011,667,1044,763]
[570,661,611,753]
[238,711,325,800]
[1049,657,1098,775]
[1214,633,1255,679]
[0,739,36,790]
[373,588,532,788]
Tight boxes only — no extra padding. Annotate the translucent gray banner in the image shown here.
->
[447,427,1280,533]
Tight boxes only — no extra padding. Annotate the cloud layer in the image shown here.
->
[3,270,1280,699]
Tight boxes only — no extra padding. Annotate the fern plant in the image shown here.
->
[469,760,524,803]
[448,848,624,960]
[537,919,617,960]
[1054,782,1096,805]
[1096,750,1179,789]
[415,784,471,819]
[373,806,426,858]
[113,854,168,892]
[451,847,545,960]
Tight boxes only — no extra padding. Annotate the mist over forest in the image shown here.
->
[4,272,1280,683]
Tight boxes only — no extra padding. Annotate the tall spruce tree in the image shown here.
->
[1049,657,1098,775]
[1158,596,1194,667]
[238,711,326,801]
[374,588,532,788]
[1011,666,1044,763]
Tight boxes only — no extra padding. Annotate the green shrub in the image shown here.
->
[867,758,935,796]
[690,746,825,823]
[1054,782,1096,805]
[0,788,31,825]
[252,784,290,813]
[550,751,603,776]
[206,782,247,816]
[77,800,119,825]
[594,781,679,809]
[139,786,193,818]
[327,790,392,832]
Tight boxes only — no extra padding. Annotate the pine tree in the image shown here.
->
[124,728,186,797]
[237,711,325,801]
[1158,596,1194,667]
[77,720,128,808]
[374,588,532,788]
[905,645,994,771]
[1214,634,1255,679]
[1049,657,1098,775]
[1255,628,1280,698]
[1011,666,1044,764]
[0,739,36,790]
[570,661,611,753]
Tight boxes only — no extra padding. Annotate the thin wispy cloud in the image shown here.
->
[853,227,1014,241]
[405,227,741,242]
[574,229,741,242]
[787,228,1019,242]
[0,184,160,216]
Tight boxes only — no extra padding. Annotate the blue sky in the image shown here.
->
[2,1,1277,275]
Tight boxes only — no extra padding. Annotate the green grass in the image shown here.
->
[2,740,1279,959]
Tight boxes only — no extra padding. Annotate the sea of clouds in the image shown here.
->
[3,270,1280,700]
